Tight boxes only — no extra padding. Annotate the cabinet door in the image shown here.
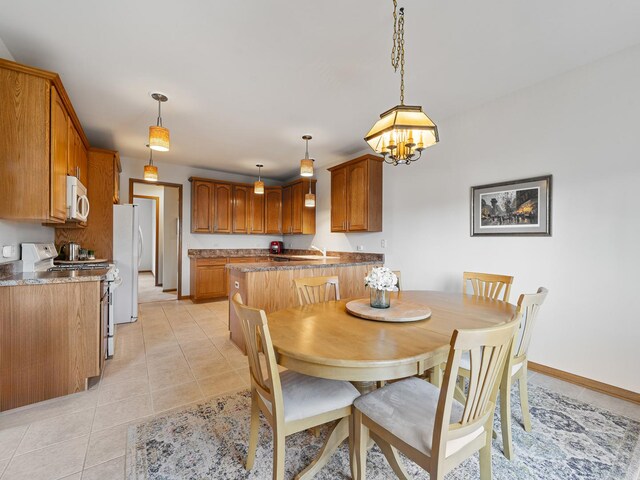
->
[66,122,77,176]
[290,181,304,234]
[77,140,88,187]
[265,187,282,234]
[249,190,265,234]
[50,86,68,222]
[213,183,232,233]
[282,185,292,235]
[196,264,227,298]
[191,180,214,233]
[232,185,250,233]
[113,153,120,204]
[331,167,348,232]
[347,160,369,231]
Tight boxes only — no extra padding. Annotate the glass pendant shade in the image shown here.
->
[300,158,314,177]
[144,164,158,182]
[254,180,264,195]
[364,105,438,165]
[149,125,170,152]
[304,192,316,208]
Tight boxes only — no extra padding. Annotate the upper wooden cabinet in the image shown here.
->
[282,179,316,235]
[265,187,282,234]
[68,124,88,186]
[328,154,383,232]
[191,180,214,233]
[249,190,266,234]
[232,185,250,234]
[213,183,232,233]
[0,58,90,224]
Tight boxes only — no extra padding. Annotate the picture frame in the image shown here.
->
[470,175,552,236]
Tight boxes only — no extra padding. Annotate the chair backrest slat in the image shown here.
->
[463,271,514,302]
[294,276,340,306]
[513,287,548,359]
[231,293,284,415]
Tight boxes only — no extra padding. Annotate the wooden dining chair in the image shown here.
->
[293,276,340,305]
[230,293,359,479]
[463,271,514,302]
[455,287,548,460]
[392,270,402,291]
[353,318,519,480]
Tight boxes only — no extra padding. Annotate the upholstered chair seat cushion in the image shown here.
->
[354,377,484,457]
[260,370,359,422]
[459,351,522,375]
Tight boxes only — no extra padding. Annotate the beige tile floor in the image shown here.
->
[0,298,638,480]
[0,299,248,480]
[138,272,177,304]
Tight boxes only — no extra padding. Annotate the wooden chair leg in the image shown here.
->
[500,375,514,460]
[479,440,492,480]
[371,433,410,480]
[519,366,532,432]
[246,391,260,470]
[349,414,357,480]
[273,428,285,480]
[354,409,368,480]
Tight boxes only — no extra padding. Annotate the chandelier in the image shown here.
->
[364,0,439,165]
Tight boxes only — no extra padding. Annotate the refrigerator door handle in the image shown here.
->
[138,225,143,267]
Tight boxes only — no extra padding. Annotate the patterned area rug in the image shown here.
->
[127,384,640,480]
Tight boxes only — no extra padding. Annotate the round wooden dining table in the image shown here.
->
[268,290,516,383]
[267,290,516,480]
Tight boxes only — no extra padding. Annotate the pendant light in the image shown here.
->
[364,1,439,165]
[304,180,315,208]
[149,92,170,152]
[299,135,314,177]
[254,164,264,194]
[143,145,158,182]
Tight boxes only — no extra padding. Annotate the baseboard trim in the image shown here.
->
[528,361,640,405]
[162,288,177,293]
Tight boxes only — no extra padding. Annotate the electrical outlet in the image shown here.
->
[2,245,14,258]
[381,239,387,248]
[357,245,364,251]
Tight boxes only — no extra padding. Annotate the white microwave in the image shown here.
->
[66,176,90,221]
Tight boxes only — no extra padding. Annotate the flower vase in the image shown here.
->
[370,288,390,309]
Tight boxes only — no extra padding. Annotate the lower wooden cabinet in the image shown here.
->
[190,256,271,302]
[0,281,101,411]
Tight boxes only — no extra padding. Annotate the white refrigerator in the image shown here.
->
[113,204,140,324]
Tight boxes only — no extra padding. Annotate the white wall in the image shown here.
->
[120,159,284,295]
[133,183,165,280]
[0,38,56,264]
[290,44,640,393]
[162,187,179,290]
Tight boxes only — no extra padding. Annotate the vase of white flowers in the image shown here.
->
[364,267,398,309]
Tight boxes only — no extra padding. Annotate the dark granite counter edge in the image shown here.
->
[226,260,383,273]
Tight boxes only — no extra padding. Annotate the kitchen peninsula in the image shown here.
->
[231,250,382,352]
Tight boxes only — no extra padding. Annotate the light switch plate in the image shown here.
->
[2,245,14,258]
[357,245,364,251]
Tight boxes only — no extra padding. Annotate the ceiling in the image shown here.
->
[2,0,640,179]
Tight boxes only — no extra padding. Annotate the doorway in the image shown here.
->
[130,178,183,302]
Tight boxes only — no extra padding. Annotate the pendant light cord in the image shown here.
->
[391,0,406,105]
[148,148,154,166]
[156,99,163,127]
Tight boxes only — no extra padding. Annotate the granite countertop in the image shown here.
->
[188,249,271,259]
[226,257,383,273]
[0,269,110,287]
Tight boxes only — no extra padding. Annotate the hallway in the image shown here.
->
[138,272,177,304]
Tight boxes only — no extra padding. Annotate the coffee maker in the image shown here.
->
[270,241,284,254]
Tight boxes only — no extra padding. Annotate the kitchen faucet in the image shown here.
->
[310,245,327,257]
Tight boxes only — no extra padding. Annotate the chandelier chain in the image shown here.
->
[391,0,405,105]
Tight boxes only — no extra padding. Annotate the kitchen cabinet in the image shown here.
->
[55,148,121,260]
[190,258,228,301]
[328,154,383,232]
[190,256,271,302]
[0,281,101,411]
[282,178,316,235]
[265,187,282,234]
[68,125,89,186]
[191,180,214,233]
[214,183,232,233]
[0,58,90,224]
[249,190,265,234]
[232,185,250,233]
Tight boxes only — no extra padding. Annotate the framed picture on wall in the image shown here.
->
[470,175,552,236]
